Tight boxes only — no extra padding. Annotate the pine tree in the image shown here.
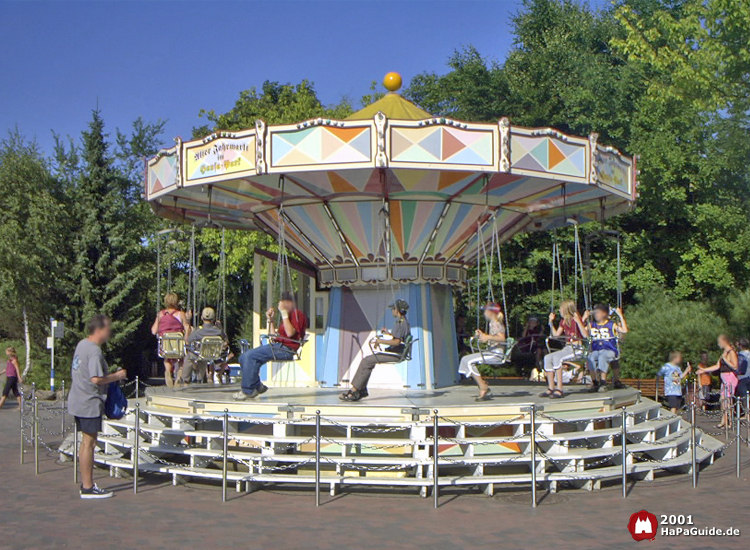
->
[72,111,149,365]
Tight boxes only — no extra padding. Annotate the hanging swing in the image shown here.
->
[258,175,309,362]
[469,214,516,366]
[155,227,188,362]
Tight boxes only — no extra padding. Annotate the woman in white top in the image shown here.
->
[458,303,506,401]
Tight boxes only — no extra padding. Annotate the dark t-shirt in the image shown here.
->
[276,310,307,351]
[385,318,411,354]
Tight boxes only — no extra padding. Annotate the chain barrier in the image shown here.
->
[436,413,527,429]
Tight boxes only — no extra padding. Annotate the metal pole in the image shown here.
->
[33,392,39,475]
[61,379,66,437]
[222,409,229,502]
[690,403,697,488]
[73,421,79,484]
[724,383,729,439]
[315,410,321,507]
[135,375,139,399]
[736,397,741,478]
[530,405,537,508]
[19,393,24,465]
[133,403,140,494]
[433,409,439,509]
[746,393,749,449]
[621,407,627,498]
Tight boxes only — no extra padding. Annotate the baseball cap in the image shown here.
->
[201,307,216,321]
[481,302,502,313]
[388,299,409,313]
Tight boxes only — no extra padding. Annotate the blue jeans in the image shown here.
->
[239,343,295,393]
[587,349,616,374]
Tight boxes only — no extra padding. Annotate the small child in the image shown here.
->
[657,351,691,413]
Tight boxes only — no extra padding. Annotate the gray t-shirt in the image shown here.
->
[67,339,107,418]
[385,318,411,354]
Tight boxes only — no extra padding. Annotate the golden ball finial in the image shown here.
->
[383,72,402,92]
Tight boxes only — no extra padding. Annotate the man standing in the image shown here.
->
[234,291,308,400]
[340,299,411,402]
[67,314,126,499]
[180,307,228,384]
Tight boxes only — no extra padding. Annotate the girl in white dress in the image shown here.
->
[458,303,506,401]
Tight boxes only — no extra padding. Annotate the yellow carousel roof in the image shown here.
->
[345,93,432,121]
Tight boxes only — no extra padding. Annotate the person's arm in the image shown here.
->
[180,312,192,339]
[12,358,22,383]
[680,365,692,380]
[91,369,127,386]
[573,312,589,338]
[548,313,563,337]
[725,349,739,370]
[279,307,298,339]
[151,313,160,336]
[698,361,721,374]
[615,308,628,334]
[266,307,277,336]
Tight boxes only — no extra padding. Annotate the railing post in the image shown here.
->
[19,393,24,465]
[736,397,741,478]
[135,375,139,399]
[61,379,66,437]
[530,404,537,508]
[133,402,140,494]
[222,409,229,503]
[315,410,321,507]
[33,391,39,475]
[690,403,697,488]
[73,420,79,484]
[433,409,439,509]
[621,407,627,498]
[746,393,749,449]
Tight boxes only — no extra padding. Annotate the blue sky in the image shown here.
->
[1,0,609,153]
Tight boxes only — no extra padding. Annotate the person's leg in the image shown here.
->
[239,345,280,394]
[586,351,600,389]
[597,350,615,386]
[79,431,97,489]
[351,355,379,391]
[0,377,11,408]
[164,359,175,388]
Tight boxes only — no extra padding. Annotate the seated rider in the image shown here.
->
[458,302,506,402]
[234,291,308,400]
[340,299,411,402]
[585,304,628,392]
[541,300,588,399]
[151,292,191,388]
[180,307,228,385]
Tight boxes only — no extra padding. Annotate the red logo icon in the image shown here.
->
[627,510,658,541]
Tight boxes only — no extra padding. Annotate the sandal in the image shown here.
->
[550,390,565,399]
[475,388,492,402]
[340,390,362,402]
[539,390,554,398]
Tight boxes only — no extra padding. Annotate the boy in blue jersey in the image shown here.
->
[657,351,692,413]
[585,304,628,393]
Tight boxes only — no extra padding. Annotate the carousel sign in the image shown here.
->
[184,131,256,182]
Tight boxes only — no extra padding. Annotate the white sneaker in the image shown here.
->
[232,390,256,401]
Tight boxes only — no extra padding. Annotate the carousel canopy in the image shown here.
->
[146,77,636,288]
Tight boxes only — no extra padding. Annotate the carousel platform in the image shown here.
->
[91,382,725,498]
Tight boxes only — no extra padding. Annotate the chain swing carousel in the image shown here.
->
[95,74,722,498]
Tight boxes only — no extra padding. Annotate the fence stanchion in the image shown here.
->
[19,393,24,465]
[736,397,741,478]
[690,403,698,488]
[724,383,730,439]
[33,391,39,475]
[73,421,79,484]
[746,393,749,449]
[315,410,321,507]
[621,407,627,498]
[135,375,139,399]
[133,402,140,494]
[60,380,66,437]
[433,409,439,509]
[530,405,537,508]
[222,409,229,503]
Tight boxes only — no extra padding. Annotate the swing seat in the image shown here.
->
[368,334,418,363]
[469,336,516,366]
[258,333,309,362]
[189,336,227,362]
[545,336,589,362]
[158,332,186,360]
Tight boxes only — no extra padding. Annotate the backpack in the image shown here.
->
[105,382,128,420]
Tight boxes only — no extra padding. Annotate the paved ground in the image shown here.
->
[1,400,748,550]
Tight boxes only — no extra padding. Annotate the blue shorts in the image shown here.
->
[75,416,102,434]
